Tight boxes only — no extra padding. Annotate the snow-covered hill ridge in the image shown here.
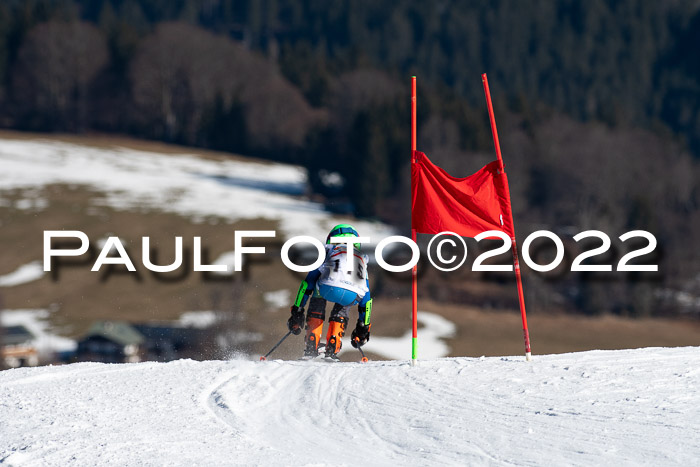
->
[0,137,393,241]
[2,347,699,466]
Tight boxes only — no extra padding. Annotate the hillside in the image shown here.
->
[0,131,394,359]
[1,131,699,364]
[2,347,699,465]
[2,1,700,321]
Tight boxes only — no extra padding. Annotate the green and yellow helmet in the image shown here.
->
[326,223,361,250]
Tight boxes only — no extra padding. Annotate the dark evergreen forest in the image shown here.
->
[1,0,699,317]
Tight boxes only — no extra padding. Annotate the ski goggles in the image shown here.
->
[327,226,361,250]
[326,226,359,242]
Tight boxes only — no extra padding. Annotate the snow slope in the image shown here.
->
[0,309,76,357]
[0,138,392,241]
[2,347,699,466]
[0,262,44,287]
[366,312,456,359]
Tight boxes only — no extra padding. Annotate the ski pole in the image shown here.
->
[260,330,292,361]
[354,337,369,363]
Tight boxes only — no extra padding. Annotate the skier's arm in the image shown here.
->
[352,279,372,348]
[293,269,321,309]
[357,279,372,325]
[287,269,322,334]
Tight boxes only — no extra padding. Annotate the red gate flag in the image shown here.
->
[408,74,531,362]
[411,150,515,238]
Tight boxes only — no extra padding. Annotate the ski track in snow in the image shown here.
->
[2,347,700,466]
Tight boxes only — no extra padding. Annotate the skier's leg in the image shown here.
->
[305,296,326,356]
[325,303,350,358]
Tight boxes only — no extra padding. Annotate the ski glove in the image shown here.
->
[351,321,371,348]
[287,306,305,335]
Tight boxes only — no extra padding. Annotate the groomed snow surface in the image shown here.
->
[2,347,699,466]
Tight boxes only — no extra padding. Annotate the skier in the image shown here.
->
[287,224,372,360]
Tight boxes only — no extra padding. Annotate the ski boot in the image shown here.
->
[324,316,347,361]
[304,311,324,358]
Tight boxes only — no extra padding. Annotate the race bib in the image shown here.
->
[318,245,369,296]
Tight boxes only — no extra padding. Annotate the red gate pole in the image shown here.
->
[411,76,418,365]
[482,73,532,361]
